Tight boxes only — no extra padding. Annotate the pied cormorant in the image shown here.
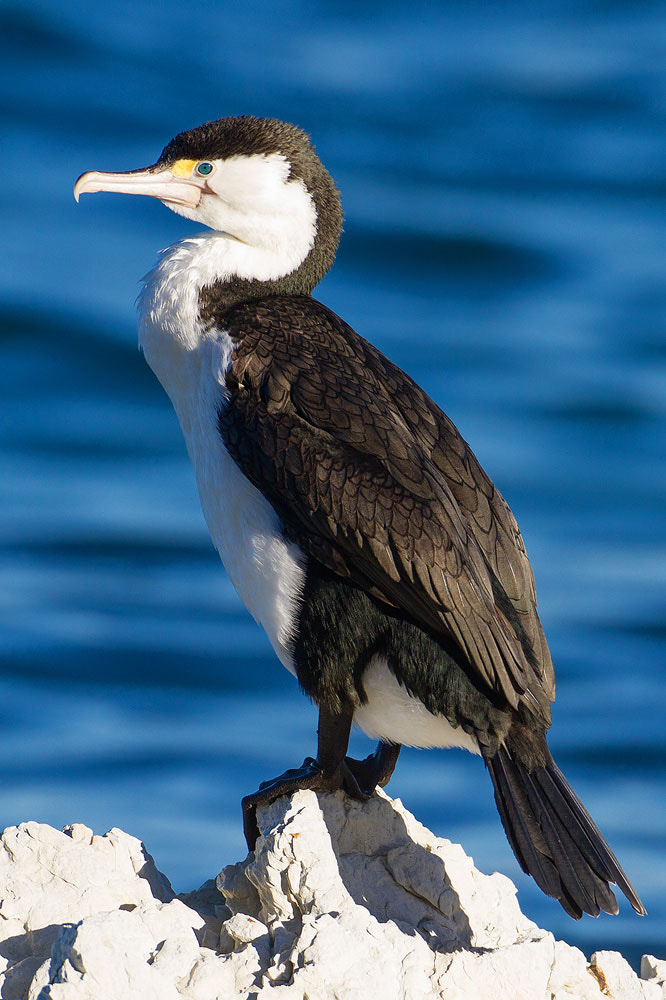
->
[74,115,644,919]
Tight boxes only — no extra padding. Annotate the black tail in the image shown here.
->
[487,744,646,919]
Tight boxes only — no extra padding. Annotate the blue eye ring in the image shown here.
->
[196,161,214,176]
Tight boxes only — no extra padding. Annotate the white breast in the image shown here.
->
[354,657,480,753]
[186,369,306,675]
[138,236,306,675]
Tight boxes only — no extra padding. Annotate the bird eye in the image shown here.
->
[196,162,214,176]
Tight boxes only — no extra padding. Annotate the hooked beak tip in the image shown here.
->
[73,171,94,203]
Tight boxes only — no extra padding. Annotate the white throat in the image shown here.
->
[138,232,292,405]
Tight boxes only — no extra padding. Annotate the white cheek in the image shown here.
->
[208,153,292,212]
[202,153,316,250]
[162,153,317,284]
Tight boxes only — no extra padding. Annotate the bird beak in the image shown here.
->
[73,166,204,209]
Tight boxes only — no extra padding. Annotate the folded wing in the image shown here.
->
[217,295,554,720]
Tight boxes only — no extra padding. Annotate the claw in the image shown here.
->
[257,758,319,792]
[242,758,342,851]
[341,759,374,800]
[342,742,402,798]
[239,710,399,852]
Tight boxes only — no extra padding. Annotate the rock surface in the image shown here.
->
[0,790,660,999]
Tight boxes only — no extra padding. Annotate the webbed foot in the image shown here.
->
[341,741,401,799]
[242,755,345,850]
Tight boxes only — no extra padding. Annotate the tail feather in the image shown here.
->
[540,760,644,914]
[491,751,564,901]
[487,745,646,919]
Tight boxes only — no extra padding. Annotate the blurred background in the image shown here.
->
[0,0,664,968]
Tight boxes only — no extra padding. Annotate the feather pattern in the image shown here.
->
[487,744,646,918]
[216,294,554,720]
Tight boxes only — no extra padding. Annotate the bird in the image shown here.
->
[74,115,645,920]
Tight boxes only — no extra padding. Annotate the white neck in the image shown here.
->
[138,236,226,413]
[138,220,313,393]
[136,231,309,678]
[136,236,268,405]
[137,153,318,406]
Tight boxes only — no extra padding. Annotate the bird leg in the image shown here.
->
[242,701,355,850]
[342,741,401,799]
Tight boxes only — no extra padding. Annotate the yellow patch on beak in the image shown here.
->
[170,159,198,178]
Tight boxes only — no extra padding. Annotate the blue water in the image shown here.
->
[1,0,665,968]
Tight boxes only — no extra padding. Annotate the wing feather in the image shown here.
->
[218,296,554,716]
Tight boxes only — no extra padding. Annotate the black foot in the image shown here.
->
[342,742,401,799]
[242,756,344,850]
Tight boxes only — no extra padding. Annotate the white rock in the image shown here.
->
[0,820,177,993]
[642,955,666,996]
[0,791,660,1000]
[589,951,662,1000]
[548,940,612,1000]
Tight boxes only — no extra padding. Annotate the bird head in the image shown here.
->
[74,116,343,292]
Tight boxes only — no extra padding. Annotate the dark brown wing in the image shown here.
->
[218,295,553,719]
[352,342,555,701]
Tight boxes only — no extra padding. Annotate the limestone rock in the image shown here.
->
[642,956,666,995]
[0,792,661,999]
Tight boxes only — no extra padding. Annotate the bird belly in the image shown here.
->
[193,433,306,677]
[167,362,305,677]
[354,656,480,753]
